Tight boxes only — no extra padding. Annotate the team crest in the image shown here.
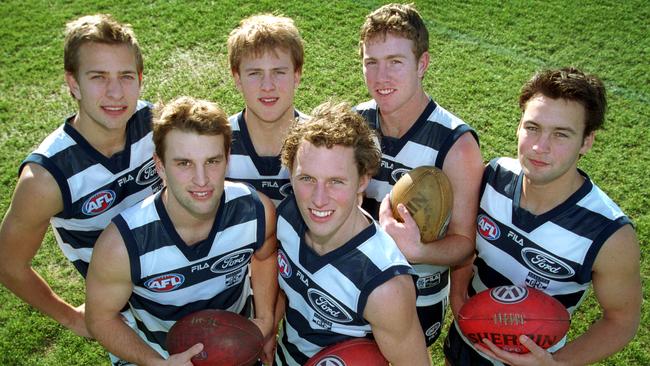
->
[278,250,292,278]
[477,214,500,240]
[82,190,116,216]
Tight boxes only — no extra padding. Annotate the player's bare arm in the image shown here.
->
[364,275,432,366]
[85,224,203,365]
[378,132,482,266]
[250,193,279,345]
[0,163,91,337]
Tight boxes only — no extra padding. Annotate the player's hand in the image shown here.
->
[478,336,558,366]
[378,194,424,263]
[165,343,204,366]
[260,330,278,365]
[65,303,93,338]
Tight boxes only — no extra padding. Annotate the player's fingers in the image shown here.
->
[378,194,396,223]
[519,335,546,358]
[183,343,204,359]
[479,339,509,363]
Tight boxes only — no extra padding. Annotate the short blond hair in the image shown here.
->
[227,14,304,74]
[282,101,380,177]
[153,97,231,161]
[64,14,143,77]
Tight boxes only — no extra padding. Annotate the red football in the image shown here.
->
[457,285,570,354]
[304,338,388,366]
[166,309,263,366]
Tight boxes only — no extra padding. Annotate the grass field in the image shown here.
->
[0,0,647,365]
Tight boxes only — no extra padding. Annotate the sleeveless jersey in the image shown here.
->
[463,157,631,360]
[113,182,265,356]
[20,101,162,278]
[226,109,307,206]
[274,195,413,365]
[355,99,478,308]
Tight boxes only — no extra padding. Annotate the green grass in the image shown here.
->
[1,0,648,364]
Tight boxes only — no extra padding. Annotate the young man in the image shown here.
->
[85,97,278,365]
[356,3,484,346]
[444,68,642,365]
[274,101,431,366]
[226,14,307,206]
[0,14,161,340]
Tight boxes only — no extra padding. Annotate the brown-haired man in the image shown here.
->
[445,67,641,365]
[85,96,278,365]
[356,3,484,347]
[0,14,161,351]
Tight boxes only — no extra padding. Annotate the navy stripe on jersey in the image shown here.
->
[18,101,161,278]
[226,109,307,205]
[114,183,264,354]
[275,195,412,364]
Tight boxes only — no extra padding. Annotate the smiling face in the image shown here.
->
[517,94,594,188]
[65,42,141,134]
[362,33,428,119]
[155,130,228,222]
[290,141,369,249]
[233,49,301,125]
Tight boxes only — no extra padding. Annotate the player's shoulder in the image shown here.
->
[353,99,377,113]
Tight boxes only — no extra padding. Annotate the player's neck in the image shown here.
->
[245,107,295,156]
[379,90,429,138]
[70,114,126,158]
[162,189,218,246]
[520,169,585,216]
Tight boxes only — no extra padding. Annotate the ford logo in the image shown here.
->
[390,168,410,183]
[521,248,575,279]
[136,160,160,186]
[210,248,253,274]
[477,214,500,240]
[307,289,353,323]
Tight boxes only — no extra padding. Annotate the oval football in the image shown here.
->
[166,309,263,366]
[304,338,389,366]
[457,285,570,354]
[389,166,453,243]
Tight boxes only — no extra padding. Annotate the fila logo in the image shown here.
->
[136,160,160,186]
[314,356,346,366]
[261,181,279,188]
[144,274,184,292]
[477,214,500,240]
[82,190,116,216]
[277,250,292,278]
[490,285,528,304]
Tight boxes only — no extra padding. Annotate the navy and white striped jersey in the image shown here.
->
[274,195,413,365]
[355,98,478,308]
[465,157,631,356]
[20,101,162,278]
[113,182,265,357]
[226,109,307,206]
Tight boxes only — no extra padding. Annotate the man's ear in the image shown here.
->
[358,173,370,194]
[232,70,242,91]
[580,131,595,155]
[65,72,81,100]
[417,51,430,79]
[154,153,166,183]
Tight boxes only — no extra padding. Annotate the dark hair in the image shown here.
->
[519,67,607,136]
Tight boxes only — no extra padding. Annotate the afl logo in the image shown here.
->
[136,160,160,186]
[390,168,410,183]
[308,289,353,323]
[477,214,500,240]
[279,182,293,197]
[144,273,184,292]
[277,250,292,278]
[490,285,528,304]
[210,248,253,274]
[313,356,345,366]
[82,190,116,216]
[521,248,575,279]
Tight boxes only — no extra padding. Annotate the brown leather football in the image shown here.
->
[389,166,453,243]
